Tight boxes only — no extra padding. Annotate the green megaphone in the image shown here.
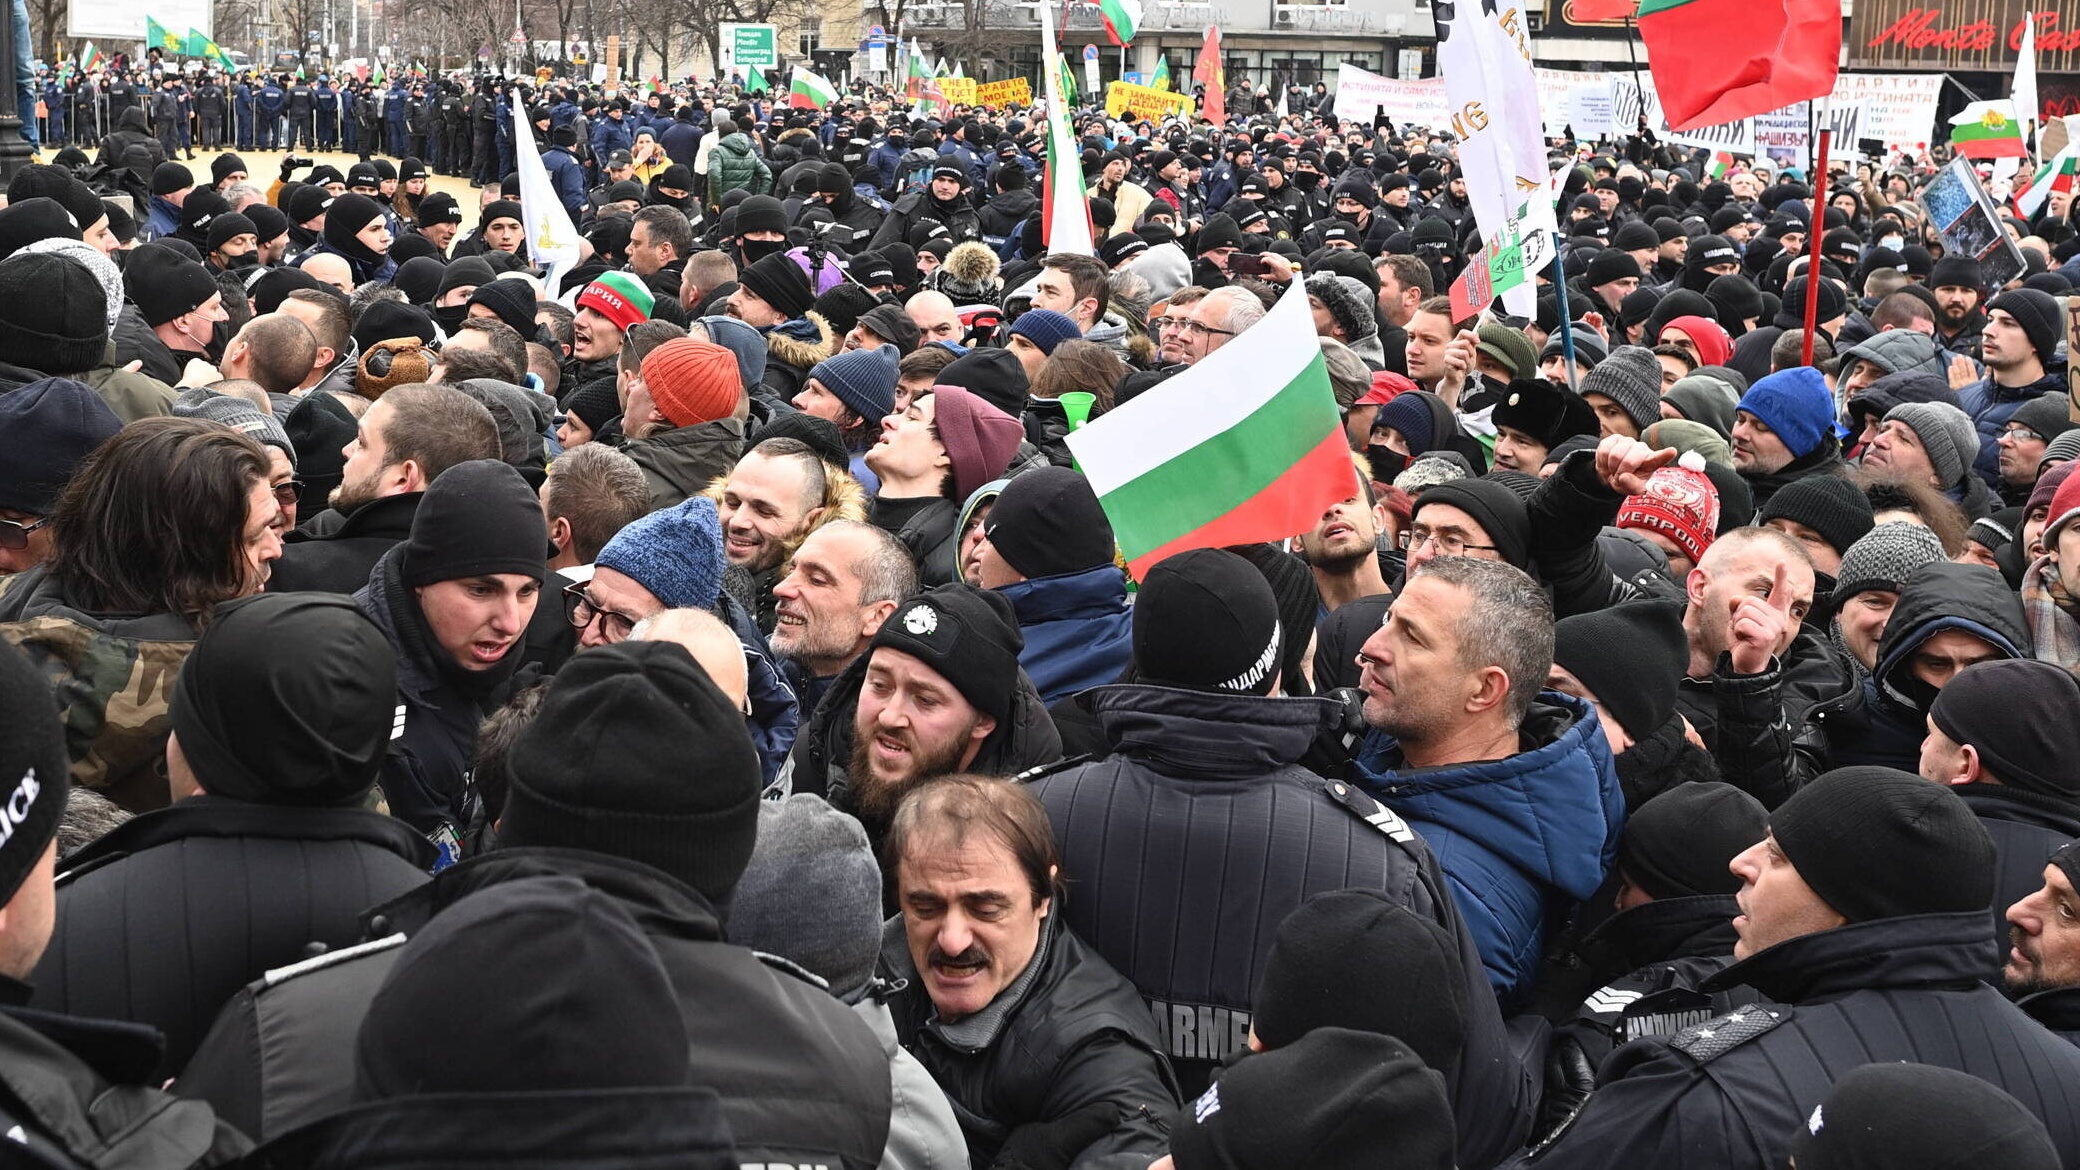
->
[1058,391,1096,431]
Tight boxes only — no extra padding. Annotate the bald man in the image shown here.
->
[906,290,962,347]
[632,607,749,712]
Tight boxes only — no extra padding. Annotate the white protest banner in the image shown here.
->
[1334,62,1448,127]
[1828,72,1942,153]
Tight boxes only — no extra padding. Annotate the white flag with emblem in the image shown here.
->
[1433,0,1554,316]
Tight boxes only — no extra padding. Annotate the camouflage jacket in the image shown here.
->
[0,567,198,813]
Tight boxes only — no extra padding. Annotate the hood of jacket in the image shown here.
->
[997,564,1129,626]
[715,133,756,159]
[365,844,724,943]
[1874,561,2030,713]
[628,417,745,497]
[1584,893,1743,974]
[1701,908,1999,1004]
[764,311,837,373]
[1352,693,1623,901]
[1089,683,1341,778]
[354,543,524,705]
[1122,241,1193,302]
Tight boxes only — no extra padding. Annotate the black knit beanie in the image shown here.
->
[465,278,538,338]
[438,255,497,301]
[478,198,523,233]
[1252,889,1467,1075]
[0,251,109,374]
[935,348,1029,418]
[1929,658,2080,798]
[1552,600,1688,741]
[152,160,194,196]
[123,241,221,327]
[401,460,549,588]
[869,585,1025,724]
[284,387,357,516]
[1618,781,1767,900]
[1989,288,2063,366]
[321,192,389,266]
[352,300,438,353]
[738,250,815,320]
[1769,766,1995,923]
[1755,474,1874,559]
[1134,548,1282,696]
[501,642,764,903]
[0,642,68,904]
[1789,1062,2060,1170]
[0,197,80,260]
[984,467,1114,580]
[1412,479,1532,569]
[287,183,334,226]
[170,594,399,807]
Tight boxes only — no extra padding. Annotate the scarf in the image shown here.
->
[2020,553,2080,673]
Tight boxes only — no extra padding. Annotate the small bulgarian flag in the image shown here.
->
[1098,0,1142,44]
[2016,145,2080,217]
[1039,0,1093,255]
[1706,150,1734,179]
[1950,100,2029,159]
[80,41,104,71]
[789,66,839,109]
[1066,280,1349,579]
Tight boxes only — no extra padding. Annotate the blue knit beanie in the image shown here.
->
[594,496,724,612]
[1377,391,1436,452]
[1006,309,1082,356]
[807,344,899,423]
[694,315,769,389]
[1736,367,1834,459]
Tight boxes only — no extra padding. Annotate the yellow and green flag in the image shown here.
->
[144,16,181,54]
[1152,56,1170,90]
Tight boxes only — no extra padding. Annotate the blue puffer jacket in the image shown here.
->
[1956,370,2067,487]
[997,565,1134,706]
[1350,693,1623,1007]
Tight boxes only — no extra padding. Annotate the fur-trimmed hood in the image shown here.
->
[765,311,839,373]
[700,454,870,567]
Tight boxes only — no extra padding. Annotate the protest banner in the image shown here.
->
[977,77,1032,108]
[1106,79,1194,121]
[1332,63,1449,127]
[939,77,978,105]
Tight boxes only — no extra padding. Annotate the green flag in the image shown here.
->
[744,66,769,93]
[1057,54,1078,104]
[1152,56,1170,90]
[144,16,181,54]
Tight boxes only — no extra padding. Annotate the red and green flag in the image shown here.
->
[1705,150,1735,179]
[1950,101,2028,159]
[1065,281,1350,579]
[1098,0,1142,45]
[789,66,839,109]
[1636,0,1839,130]
[2016,145,2080,217]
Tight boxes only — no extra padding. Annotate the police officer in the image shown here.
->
[284,70,314,151]
[314,74,340,150]
[256,73,285,149]
[437,81,467,176]
[195,71,224,149]
[231,72,254,149]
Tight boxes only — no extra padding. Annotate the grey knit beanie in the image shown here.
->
[1832,521,1946,606]
[1580,344,1664,431]
[1882,400,1979,490]
[2042,428,2080,474]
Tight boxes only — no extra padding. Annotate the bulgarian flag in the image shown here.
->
[1637,0,1838,130]
[905,40,931,99]
[1705,150,1735,179]
[1950,101,2029,159]
[1098,0,1142,45]
[789,66,839,109]
[80,41,104,71]
[2015,145,2080,217]
[1039,0,1094,255]
[1066,281,1349,579]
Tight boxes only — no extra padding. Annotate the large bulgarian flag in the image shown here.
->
[1098,0,1141,45]
[1637,0,1838,130]
[789,66,839,109]
[1038,0,1094,254]
[1066,281,1349,579]
[1950,100,2029,159]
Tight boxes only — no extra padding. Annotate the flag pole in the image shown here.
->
[1549,254,1580,391]
[1799,97,1833,369]
[1621,15,1648,118]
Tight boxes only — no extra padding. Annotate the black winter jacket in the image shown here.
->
[1027,683,1536,1169]
[177,848,892,1165]
[1530,910,2080,1170]
[31,797,430,1081]
[268,493,422,597]
[0,977,250,1169]
[1956,784,2080,940]
[880,916,1177,1170]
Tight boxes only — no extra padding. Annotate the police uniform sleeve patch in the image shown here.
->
[1326,781,1418,844]
[1666,1005,1787,1063]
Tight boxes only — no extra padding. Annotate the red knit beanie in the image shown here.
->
[641,338,741,428]
[1616,453,1721,567]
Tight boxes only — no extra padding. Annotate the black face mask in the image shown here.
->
[739,237,787,266]
[1293,171,1322,191]
[432,302,469,332]
[205,316,232,363]
[1365,443,1409,484]
[221,248,257,270]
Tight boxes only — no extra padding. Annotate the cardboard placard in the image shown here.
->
[940,77,978,105]
[1105,80,1195,122]
[977,77,1032,108]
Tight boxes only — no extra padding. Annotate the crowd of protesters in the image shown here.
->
[6,54,2080,1170]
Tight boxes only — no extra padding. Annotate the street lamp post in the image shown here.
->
[0,0,35,178]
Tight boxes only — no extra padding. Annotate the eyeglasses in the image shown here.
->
[2002,424,2048,444]
[563,582,641,641]
[0,515,49,551]
[1152,316,1187,333]
[271,479,305,506]
[1397,526,1499,555]
[1170,319,1236,338]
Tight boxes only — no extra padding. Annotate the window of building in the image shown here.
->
[798,17,823,58]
